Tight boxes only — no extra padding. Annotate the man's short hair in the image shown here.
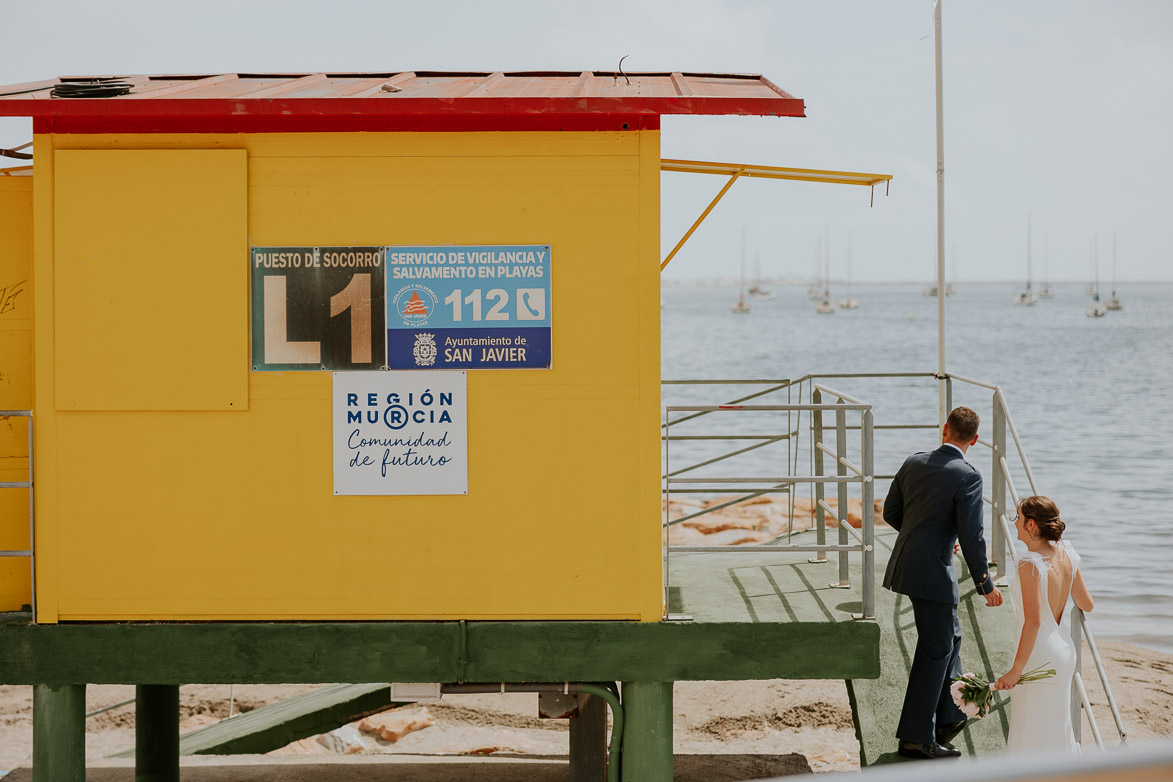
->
[946,406,980,442]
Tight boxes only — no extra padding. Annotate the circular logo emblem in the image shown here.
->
[392,284,438,327]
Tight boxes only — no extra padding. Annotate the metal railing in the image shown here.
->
[662,380,876,619]
[0,410,34,619]
[943,372,1127,749]
[662,373,1127,749]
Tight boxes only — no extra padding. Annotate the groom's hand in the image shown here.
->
[985,588,1004,607]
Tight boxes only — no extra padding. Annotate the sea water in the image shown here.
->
[662,282,1173,653]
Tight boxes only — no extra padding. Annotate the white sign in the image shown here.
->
[333,371,468,495]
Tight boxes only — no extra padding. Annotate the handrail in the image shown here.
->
[662,383,876,619]
[990,391,1125,747]
[995,388,1040,495]
[1079,609,1128,743]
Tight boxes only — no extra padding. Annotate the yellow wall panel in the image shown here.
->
[38,131,661,621]
[0,176,33,610]
[53,149,248,411]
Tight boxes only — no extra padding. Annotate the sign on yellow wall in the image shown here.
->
[251,246,387,371]
[333,371,468,495]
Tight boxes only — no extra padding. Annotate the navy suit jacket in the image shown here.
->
[882,445,994,604]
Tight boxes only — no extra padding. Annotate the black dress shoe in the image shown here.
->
[936,719,967,747]
[898,741,961,760]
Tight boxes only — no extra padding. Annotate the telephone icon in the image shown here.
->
[516,289,546,321]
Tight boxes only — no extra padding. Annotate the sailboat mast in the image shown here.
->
[824,222,830,296]
[740,226,746,296]
[1093,234,1100,298]
[1044,238,1049,286]
[1026,214,1032,290]
[1112,230,1118,295]
[847,232,853,294]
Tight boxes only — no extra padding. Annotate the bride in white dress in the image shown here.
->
[994,496,1095,753]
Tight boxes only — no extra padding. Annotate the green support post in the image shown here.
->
[620,681,673,782]
[32,683,86,782]
[136,684,179,782]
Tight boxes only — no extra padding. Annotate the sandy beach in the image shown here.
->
[1,639,1168,777]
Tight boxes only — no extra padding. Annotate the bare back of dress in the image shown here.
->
[1005,540,1081,753]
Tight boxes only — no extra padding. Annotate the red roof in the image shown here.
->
[0,71,804,133]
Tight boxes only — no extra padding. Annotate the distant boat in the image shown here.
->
[817,224,834,314]
[808,238,822,299]
[839,232,859,309]
[731,229,751,314]
[923,284,954,297]
[1013,215,1037,306]
[1106,232,1123,311]
[1039,238,1053,299]
[1087,235,1107,318]
[749,254,774,300]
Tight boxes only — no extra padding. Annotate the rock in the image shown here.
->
[357,707,436,743]
[315,724,368,754]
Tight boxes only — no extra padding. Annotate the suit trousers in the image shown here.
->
[896,596,967,745]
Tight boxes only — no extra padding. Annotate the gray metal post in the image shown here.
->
[1070,605,1083,744]
[136,684,179,782]
[33,684,86,782]
[991,394,1007,580]
[811,389,826,563]
[861,409,876,619]
[834,403,850,587]
[945,376,953,416]
[571,692,608,782]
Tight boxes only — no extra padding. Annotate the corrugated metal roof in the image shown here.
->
[0,71,804,123]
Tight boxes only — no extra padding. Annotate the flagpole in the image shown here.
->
[934,0,948,427]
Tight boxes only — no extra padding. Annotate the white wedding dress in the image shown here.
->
[1005,539,1081,753]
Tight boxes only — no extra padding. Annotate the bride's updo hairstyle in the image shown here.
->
[1020,496,1065,542]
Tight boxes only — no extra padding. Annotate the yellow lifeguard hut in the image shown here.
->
[0,71,900,781]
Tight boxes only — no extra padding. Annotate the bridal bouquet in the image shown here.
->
[950,664,1056,718]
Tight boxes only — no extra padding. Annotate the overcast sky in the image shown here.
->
[2,0,1170,281]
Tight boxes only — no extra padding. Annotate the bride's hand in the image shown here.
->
[994,672,1019,690]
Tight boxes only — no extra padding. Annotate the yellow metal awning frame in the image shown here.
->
[660,158,893,270]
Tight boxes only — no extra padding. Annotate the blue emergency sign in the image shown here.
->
[385,245,552,370]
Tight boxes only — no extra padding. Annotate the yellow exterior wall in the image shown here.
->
[33,130,662,622]
[0,175,34,610]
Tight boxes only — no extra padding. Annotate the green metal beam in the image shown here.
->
[0,620,878,685]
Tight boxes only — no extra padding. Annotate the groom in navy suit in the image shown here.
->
[884,406,1003,760]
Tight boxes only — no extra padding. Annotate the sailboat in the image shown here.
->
[1038,239,1053,299]
[1012,216,1038,306]
[749,254,775,300]
[839,232,859,309]
[1086,235,1107,318]
[1105,232,1123,311]
[807,238,822,299]
[731,228,751,314]
[816,225,834,314]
